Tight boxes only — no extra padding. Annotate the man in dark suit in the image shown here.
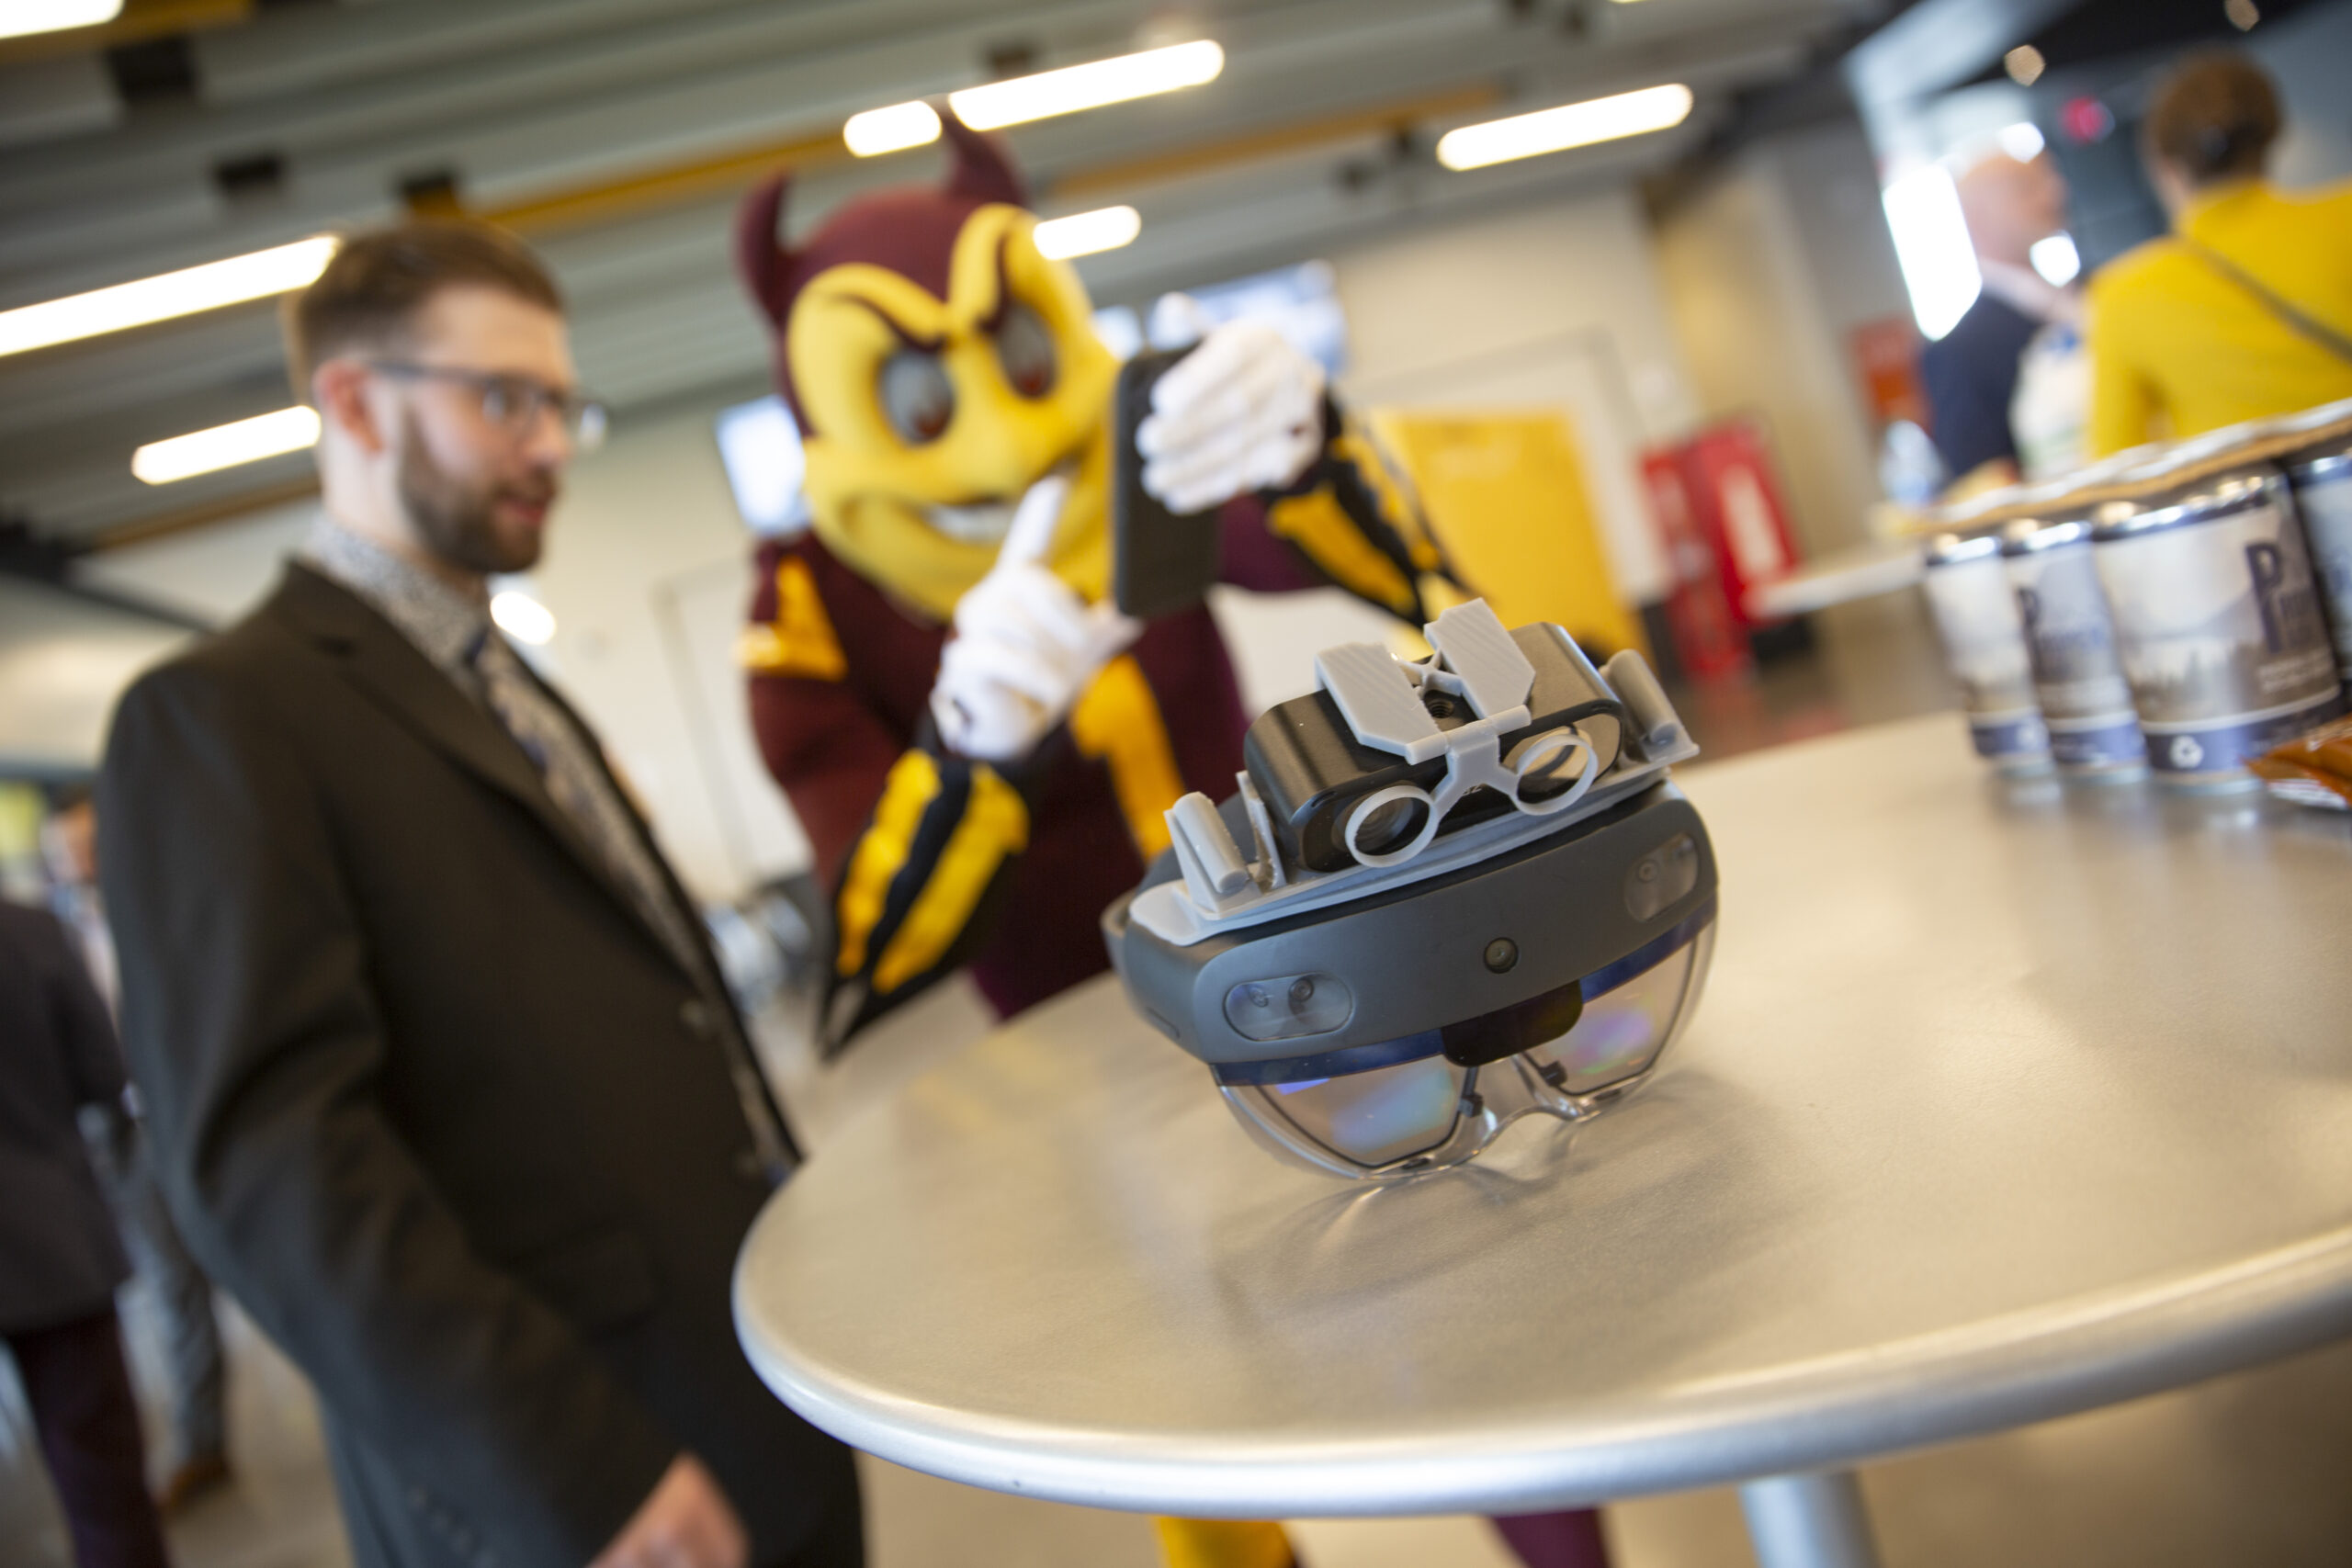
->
[98,221,859,1568]
[1921,149,2077,485]
[0,898,173,1568]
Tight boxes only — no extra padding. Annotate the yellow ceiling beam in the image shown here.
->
[470,80,1508,240]
[478,130,854,237]
[1046,81,1505,202]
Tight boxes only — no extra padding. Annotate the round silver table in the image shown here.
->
[736,714,2352,1567]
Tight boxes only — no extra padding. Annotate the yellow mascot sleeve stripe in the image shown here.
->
[872,763,1030,994]
[1153,1518,1295,1568]
[740,554,850,681]
[834,750,943,977]
[1069,654,1183,863]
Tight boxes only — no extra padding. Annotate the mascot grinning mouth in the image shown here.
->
[921,497,1021,544]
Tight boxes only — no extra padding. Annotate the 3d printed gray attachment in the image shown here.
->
[1602,649,1683,757]
[1314,643,1445,762]
[1167,793,1257,915]
[1137,602,1701,945]
[1425,601,1535,718]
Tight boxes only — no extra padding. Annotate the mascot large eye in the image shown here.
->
[878,349,956,445]
[993,302,1059,400]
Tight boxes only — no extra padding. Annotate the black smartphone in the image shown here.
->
[1112,345,1224,619]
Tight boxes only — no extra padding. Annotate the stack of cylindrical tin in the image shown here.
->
[1917,396,2352,792]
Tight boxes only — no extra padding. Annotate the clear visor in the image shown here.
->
[1216,909,1714,1180]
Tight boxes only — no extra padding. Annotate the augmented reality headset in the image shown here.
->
[1103,601,1718,1179]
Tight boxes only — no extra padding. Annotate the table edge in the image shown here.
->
[734,1218,2352,1517]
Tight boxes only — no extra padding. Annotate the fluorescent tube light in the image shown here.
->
[844,101,942,157]
[2030,232,2082,288]
[1883,165,1981,341]
[949,40,1223,131]
[1033,206,1140,261]
[1,235,338,359]
[491,591,557,646]
[132,407,321,485]
[0,0,121,41]
[1435,84,1693,171]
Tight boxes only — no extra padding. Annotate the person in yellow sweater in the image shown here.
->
[2086,51,2352,457]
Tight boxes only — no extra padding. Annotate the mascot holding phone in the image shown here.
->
[736,112,1453,1049]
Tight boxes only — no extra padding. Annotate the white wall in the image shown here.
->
[1328,188,1697,604]
[0,581,188,774]
[2250,1,2352,192]
[1656,118,1910,558]
[81,500,314,624]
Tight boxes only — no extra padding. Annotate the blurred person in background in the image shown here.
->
[41,795,233,1515]
[1922,148,2080,487]
[2086,51,2352,454]
[99,221,860,1568]
[0,897,175,1568]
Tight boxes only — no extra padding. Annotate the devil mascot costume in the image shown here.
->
[734,111,1613,1568]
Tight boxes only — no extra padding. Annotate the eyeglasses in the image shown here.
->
[1211,907,1715,1180]
[368,360,608,451]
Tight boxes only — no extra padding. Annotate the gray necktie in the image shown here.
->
[470,630,793,1176]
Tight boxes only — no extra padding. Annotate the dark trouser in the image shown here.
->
[1495,1508,1611,1568]
[5,1308,173,1568]
[776,1478,865,1568]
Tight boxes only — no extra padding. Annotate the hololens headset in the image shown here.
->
[1102,601,1718,1180]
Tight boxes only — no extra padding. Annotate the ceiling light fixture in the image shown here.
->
[1883,164,1982,341]
[0,0,122,41]
[491,591,558,646]
[1033,205,1141,260]
[844,101,944,157]
[132,407,321,485]
[948,39,1225,131]
[0,235,338,359]
[1435,84,1693,171]
[2030,232,2082,288]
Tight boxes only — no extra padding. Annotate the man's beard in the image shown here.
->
[396,415,553,576]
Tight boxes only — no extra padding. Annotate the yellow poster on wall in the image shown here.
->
[1366,409,1647,661]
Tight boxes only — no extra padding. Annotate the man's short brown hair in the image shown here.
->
[2145,52,2280,189]
[283,220,563,399]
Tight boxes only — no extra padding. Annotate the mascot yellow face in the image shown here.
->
[737,117,1117,621]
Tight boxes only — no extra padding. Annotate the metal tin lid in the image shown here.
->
[2089,467,2279,542]
[2000,516,2091,555]
[2289,446,2352,485]
[1924,531,2001,568]
[1928,489,2017,531]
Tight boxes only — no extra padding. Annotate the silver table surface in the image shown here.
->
[735,714,2352,1518]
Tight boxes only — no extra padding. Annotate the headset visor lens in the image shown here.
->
[1235,1055,1467,1168]
[1216,909,1714,1179]
[1524,922,1713,1096]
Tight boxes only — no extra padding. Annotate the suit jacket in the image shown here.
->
[98,563,854,1568]
[0,900,132,1334]
[1920,290,2041,480]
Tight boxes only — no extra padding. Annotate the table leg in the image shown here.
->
[1738,1470,1882,1568]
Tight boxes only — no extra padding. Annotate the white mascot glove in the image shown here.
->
[1135,315,1327,514]
[930,473,1141,763]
